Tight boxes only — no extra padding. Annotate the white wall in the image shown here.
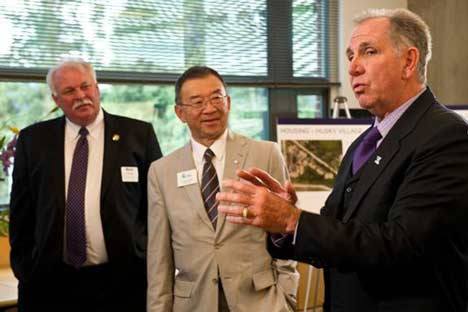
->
[332,0,407,109]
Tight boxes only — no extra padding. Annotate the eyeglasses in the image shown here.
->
[178,94,228,110]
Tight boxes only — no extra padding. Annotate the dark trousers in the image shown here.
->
[18,262,146,312]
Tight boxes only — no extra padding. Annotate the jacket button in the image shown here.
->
[212,278,218,284]
[346,187,352,193]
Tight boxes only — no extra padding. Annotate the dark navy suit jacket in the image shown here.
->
[9,111,162,307]
[270,88,468,312]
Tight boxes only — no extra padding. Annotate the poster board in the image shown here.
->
[277,118,372,214]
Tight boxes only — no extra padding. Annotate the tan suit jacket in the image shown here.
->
[147,131,298,312]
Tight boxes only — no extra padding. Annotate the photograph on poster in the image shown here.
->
[281,139,341,191]
[277,119,371,213]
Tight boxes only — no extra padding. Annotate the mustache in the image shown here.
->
[72,99,93,110]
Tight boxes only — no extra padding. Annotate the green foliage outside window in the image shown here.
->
[102,84,268,154]
[0,82,268,207]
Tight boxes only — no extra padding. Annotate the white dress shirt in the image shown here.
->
[64,108,108,265]
[190,129,228,183]
[374,86,426,146]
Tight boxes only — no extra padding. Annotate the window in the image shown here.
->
[0,82,268,205]
[297,94,324,118]
[0,0,339,205]
[0,82,60,205]
[293,0,328,78]
[101,84,268,153]
[228,87,269,140]
[0,0,268,76]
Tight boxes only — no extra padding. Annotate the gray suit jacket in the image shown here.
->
[147,131,299,312]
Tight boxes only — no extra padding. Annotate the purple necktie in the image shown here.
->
[66,127,88,268]
[352,127,382,174]
[201,149,219,229]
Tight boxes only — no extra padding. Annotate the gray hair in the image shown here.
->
[46,57,97,95]
[354,8,432,83]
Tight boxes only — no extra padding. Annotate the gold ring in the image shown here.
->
[242,207,249,218]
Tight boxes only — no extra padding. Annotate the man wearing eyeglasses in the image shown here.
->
[147,66,298,312]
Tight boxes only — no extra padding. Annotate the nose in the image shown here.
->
[348,56,364,77]
[202,101,218,113]
[74,87,86,99]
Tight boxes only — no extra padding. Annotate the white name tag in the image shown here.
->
[177,169,198,187]
[121,166,139,182]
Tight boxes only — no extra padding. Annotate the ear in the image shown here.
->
[52,94,61,108]
[174,104,186,123]
[225,95,231,112]
[402,47,419,80]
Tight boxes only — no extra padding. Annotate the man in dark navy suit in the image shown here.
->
[9,58,162,311]
[217,8,468,312]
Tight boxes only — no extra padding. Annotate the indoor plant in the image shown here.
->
[0,127,18,237]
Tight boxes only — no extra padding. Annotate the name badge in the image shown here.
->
[121,166,139,182]
[177,169,198,187]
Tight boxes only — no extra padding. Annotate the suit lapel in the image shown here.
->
[52,117,66,211]
[325,139,358,219]
[343,139,400,222]
[100,112,120,205]
[177,143,215,231]
[342,88,436,222]
[216,131,248,235]
[50,117,66,254]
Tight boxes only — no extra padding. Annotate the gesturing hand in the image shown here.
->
[216,170,301,233]
[237,168,298,204]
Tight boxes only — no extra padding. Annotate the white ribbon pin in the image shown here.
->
[374,156,382,165]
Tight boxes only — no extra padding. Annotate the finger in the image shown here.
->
[284,181,298,205]
[218,203,246,216]
[216,189,253,206]
[248,168,285,193]
[226,215,255,225]
[237,169,266,187]
[221,179,257,196]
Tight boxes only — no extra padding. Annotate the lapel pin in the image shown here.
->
[374,155,382,165]
[112,134,120,141]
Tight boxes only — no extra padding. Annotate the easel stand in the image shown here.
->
[331,96,352,119]
[302,96,352,312]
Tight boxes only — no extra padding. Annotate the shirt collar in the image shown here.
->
[374,86,426,138]
[190,129,228,164]
[65,108,104,139]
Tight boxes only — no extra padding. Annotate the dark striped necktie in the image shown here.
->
[66,127,88,268]
[201,148,220,229]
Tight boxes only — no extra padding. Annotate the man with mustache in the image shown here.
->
[9,58,162,311]
[217,8,468,312]
[147,66,298,312]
